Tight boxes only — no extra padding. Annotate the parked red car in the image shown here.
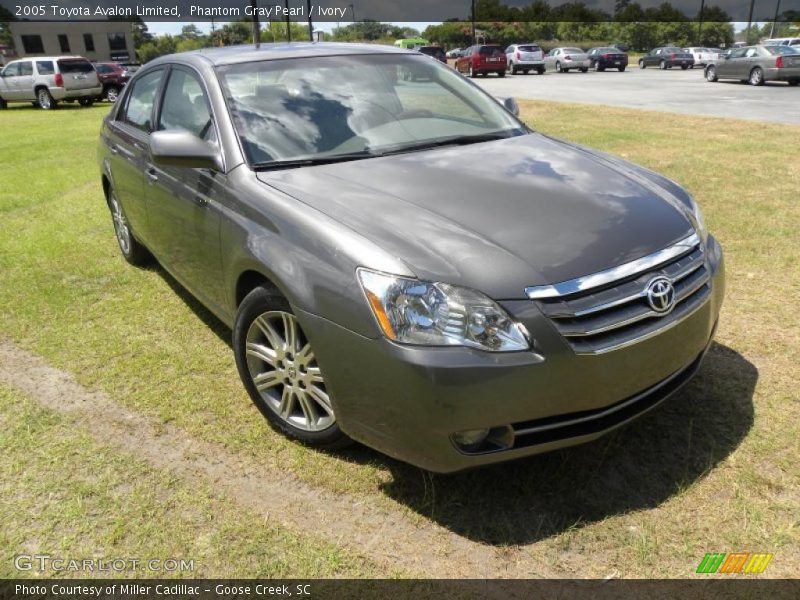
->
[93,61,131,102]
[455,44,507,78]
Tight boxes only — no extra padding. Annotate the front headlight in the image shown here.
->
[358,269,530,352]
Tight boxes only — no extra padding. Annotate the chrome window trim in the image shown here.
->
[525,231,701,300]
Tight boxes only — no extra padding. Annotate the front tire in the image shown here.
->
[36,88,57,110]
[681,65,689,70]
[639,59,646,69]
[659,60,667,70]
[580,67,589,73]
[705,66,718,82]
[107,190,151,266]
[749,67,764,86]
[233,288,349,449]
[468,65,476,78]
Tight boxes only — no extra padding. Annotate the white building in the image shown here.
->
[8,21,136,62]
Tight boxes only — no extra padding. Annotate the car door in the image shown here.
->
[146,65,226,312]
[106,67,166,247]
[720,48,747,78]
[15,61,35,101]
[0,62,20,100]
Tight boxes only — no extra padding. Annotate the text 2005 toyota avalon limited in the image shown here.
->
[98,43,724,472]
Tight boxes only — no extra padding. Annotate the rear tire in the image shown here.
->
[107,189,152,267]
[105,85,121,102]
[537,67,545,74]
[681,65,689,70]
[789,80,799,87]
[508,61,516,74]
[498,70,505,78]
[618,66,626,72]
[596,62,605,72]
[469,65,476,78]
[0,96,6,109]
[580,67,588,73]
[659,60,667,70]
[556,61,563,73]
[36,88,57,110]
[233,288,350,450]
[749,67,764,86]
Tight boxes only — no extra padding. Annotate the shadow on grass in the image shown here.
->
[155,269,755,545]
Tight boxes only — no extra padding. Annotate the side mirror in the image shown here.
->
[496,96,520,117]
[150,130,221,170]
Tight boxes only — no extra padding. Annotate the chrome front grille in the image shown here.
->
[526,233,711,354]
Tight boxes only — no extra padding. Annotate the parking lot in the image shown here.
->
[475,66,800,124]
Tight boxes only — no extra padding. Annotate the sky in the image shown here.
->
[145,21,440,36]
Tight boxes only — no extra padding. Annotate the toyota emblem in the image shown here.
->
[645,276,675,313]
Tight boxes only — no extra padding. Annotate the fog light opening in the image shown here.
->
[451,425,515,454]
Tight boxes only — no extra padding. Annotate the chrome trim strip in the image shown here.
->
[573,293,711,355]
[525,232,701,300]
[560,271,711,336]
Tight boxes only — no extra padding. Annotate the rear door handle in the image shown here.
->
[109,144,118,155]
[146,167,158,184]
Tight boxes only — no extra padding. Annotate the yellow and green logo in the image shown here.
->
[696,552,773,574]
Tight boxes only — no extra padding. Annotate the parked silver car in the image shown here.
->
[505,43,546,74]
[0,56,102,109]
[97,43,724,473]
[545,47,590,73]
[705,45,800,86]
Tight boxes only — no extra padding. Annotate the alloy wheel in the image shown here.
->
[38,89,52,109]
[109,194,131,255]
[749,68,763,86]
[706,66,717,82]
[244,311,334,432]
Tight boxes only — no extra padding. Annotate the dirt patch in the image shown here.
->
[0,338,542,578]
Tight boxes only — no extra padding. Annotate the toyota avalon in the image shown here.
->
[98,43,724,473]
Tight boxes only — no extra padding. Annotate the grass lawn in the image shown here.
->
[0,100,798,577]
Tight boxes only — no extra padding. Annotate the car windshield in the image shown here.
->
[766,45,800,55]
[217,54,526,168]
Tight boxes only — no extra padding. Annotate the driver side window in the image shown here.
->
[2,63,20,77]
[157,67,217,144]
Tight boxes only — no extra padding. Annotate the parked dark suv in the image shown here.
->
[587,47,629,71]
[639,47,695,70]
[94,61,132,102]
[455,44,507,77]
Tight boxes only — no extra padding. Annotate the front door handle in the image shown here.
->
[146,167,158,184]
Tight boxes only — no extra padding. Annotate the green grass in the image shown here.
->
[1,101,798,577]
[0,384,381,578]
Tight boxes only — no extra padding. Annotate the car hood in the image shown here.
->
[256,133,694,299]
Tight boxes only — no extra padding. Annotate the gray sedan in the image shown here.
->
[705,45,800,86]
[545,47,591,72]
[98,43,724,473]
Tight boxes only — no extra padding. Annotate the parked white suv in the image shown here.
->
[683,47,720,66]
[505,43,546,74]
[0,56,102,110]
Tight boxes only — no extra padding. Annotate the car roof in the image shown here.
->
[150,42,415,68]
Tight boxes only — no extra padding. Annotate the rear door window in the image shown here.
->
[121,68,164,132]
[2,63,20,77]
[19,62,33,76]
[36,61,55,75]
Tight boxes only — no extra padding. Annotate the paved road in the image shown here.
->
[474,66,800,125]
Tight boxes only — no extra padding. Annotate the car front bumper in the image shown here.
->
[300,236,725,473]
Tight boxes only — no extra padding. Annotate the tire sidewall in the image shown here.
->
[233,287,347,448]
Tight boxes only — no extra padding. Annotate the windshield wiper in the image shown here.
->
[253,151,377,171]
[377,131,521,156]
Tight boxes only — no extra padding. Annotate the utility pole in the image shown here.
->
[769,0,782,38]
[697,0,705,45]
[350,3,356,40]
[285,0,292,42]
[471,0,476,44]
[249,0,260,47]
[745,0,756,44]
[307,0,313,41]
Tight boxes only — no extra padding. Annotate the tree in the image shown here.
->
[130,17,153,49]
[0,5,15,46]
[180,24,203,41]
[260,21,308,43]
[136,35,177,63]
[210,21,251,46]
